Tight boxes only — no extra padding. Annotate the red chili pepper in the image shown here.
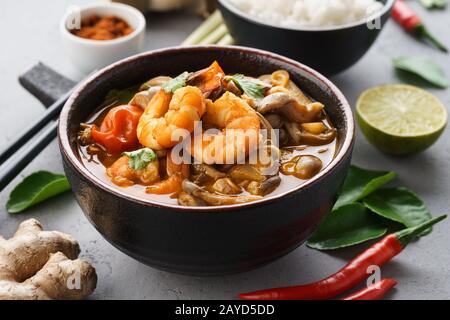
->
[92,104,143,154]
[392,0,448,52]
[341,279,397,300]
[239,215,446,300]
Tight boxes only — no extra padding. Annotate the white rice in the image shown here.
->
[227,0,384,28]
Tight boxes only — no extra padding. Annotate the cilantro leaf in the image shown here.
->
[161,72,190,93]
[123,148,157,170]
[226,74,266,100]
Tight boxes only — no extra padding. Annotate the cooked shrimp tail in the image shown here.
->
[146,151,190,195]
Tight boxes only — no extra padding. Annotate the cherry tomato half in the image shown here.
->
[92,104,143,154]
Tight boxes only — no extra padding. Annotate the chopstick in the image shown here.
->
[0,121,58,192]
[0,87,75,192]
[0,88,74,166]
[0,70,96,192]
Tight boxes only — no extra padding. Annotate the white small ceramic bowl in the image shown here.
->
[60,2,146,74]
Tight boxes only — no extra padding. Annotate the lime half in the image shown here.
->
[357,84,447,155]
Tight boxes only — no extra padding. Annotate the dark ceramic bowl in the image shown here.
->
[58,46,354,275]
[219,0,394,75]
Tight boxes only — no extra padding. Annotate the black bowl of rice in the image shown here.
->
[219,0,394,75]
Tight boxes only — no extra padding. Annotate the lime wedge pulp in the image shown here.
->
[356,84,447,155]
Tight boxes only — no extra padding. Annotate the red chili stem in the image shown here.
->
[392,0,448,52]
[416,25,448,53]
[239,215,446,300]
[341,279,397,300]
[394,215,446,248]
[239,235,402,300]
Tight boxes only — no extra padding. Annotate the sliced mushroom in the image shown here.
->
[246,176,281,196]
[257,92,293,114]
[192,164,226,180]
[257,113,276,142]
[207,86,226,101]
[229,164,265,182]
[182,180,262,206]
[257,92,324,123]
[216,164,235,172]
[224,79,242,96]
[281,155,323,180]
[265,113,284,129]
[130,87,161,109]
[256,144,281,177]
[211,178,241,195]
[78,123,93,145]
[140,76,172,91]
[286,80,312,105]
[86,144,104,157]
[237,179,251,188]
[278,128,289,146]
[301,122,327,135]
[282,101,324,124]
[192,172,210,185]
[285,122,337,146]
[258,74,273,85]
[178,191,207,207]
[284,122,303,145]
[300,128,337,146]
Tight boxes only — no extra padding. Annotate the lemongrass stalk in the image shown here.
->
[199,24,228,45]
[217,33,235,46]
[182,10,223,46]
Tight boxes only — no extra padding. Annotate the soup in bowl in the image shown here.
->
[58,46,354,275]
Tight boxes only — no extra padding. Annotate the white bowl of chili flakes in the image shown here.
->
[60,2,146,73]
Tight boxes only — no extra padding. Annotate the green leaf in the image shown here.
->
[393,56,448,89]
[104,88,135,105]
[161,72,190,93]
[6,171,71,213]
[420,0,447,9]
[123,148,157,170]
[307,203,388,250]
[334,165,396,209]
[364,187,433,235]
[226,74,266,100]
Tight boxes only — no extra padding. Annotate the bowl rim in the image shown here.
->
[58,45,355,213]
[218,0,395,32]
[59,2,146,46]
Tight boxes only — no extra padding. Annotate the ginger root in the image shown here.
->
[0,219,97,300]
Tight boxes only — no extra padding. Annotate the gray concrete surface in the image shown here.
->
[0,0,449,300]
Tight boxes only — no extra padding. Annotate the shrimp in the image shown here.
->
[107,156,159,187]
[137,86,206,150]
[146,151,190,195]
[192,92,260,164]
